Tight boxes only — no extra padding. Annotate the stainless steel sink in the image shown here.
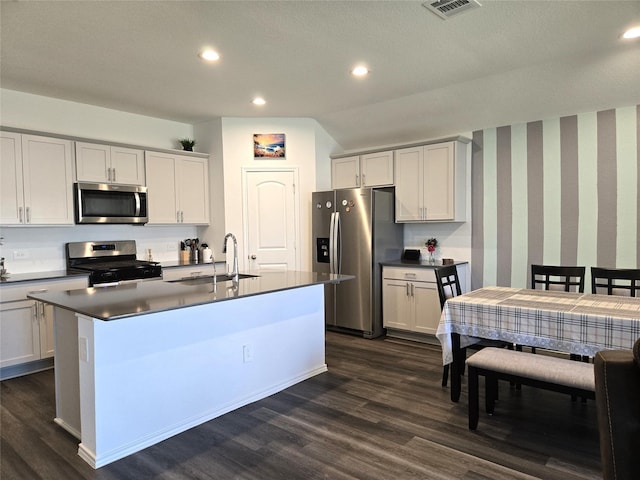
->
[168,273,259,286]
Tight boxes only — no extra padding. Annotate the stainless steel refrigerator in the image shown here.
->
[312,187,403,338]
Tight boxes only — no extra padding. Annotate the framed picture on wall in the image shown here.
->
[254,133,285,159]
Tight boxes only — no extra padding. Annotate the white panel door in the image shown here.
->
[75,142,110,183]
[361,151,393,187]
[423,142,455,221]
[0,132,24,225]
[21,135,74,225]
[394,146,424,222]
[110,146,145,186]
[244,170,298,271]
[145,152,178,224]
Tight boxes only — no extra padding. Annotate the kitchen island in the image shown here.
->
[28,271,351,468]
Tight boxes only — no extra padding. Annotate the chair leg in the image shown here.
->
[486,374,498,415]
[468,366,479,430]
[442,364,449,387]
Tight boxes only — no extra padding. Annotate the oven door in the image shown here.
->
[75,183,148,224]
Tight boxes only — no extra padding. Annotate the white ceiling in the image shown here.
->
[1,1,639,151]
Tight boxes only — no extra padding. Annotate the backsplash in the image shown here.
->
[0,225,202,274]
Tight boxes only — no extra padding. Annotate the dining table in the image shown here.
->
[435,286,640,402]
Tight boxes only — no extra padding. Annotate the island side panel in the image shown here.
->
[75,284,326,468]
[53,307,82,439]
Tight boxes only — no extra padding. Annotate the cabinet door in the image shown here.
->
[361,151,393,187]
[412,282,442,335]
[382,279,412,330]
[21,135,74,225]
[145,151,179,224]
[394,146,423,222]
[423,142,455,221]
[176,156,209,224]
[0,300,39,368]
[111,146,145,186]
[39,302,56,359]
[75,142,110,183]
[331,156,360,189]
[0,132,25,225]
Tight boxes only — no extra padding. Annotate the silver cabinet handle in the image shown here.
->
[406,283,410,296]
[362,173,366,186]
[411,284,415,297]
[26,207,31,224]
[107,168,111,182]
[112,168,116,182]
[355,173,359,186]
[181,211,184,223]
[18,206,24,223]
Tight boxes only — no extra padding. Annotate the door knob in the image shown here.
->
[250,254,257,260]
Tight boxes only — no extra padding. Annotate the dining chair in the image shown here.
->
[531,264,586,292]
[435,264,508,387]
[591,267,640,297]
[531,264,588,400]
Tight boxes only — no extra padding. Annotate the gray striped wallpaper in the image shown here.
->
[471,105,640,290]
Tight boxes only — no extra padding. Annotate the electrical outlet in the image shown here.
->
[13,249,29,260]
[243,344,253,363]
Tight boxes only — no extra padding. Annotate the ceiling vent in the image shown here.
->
[422,0,482,20]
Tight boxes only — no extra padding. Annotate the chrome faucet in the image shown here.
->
[222,233,239,283]
[211,250,217,293]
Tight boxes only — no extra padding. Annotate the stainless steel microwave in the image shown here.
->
[75,183,148,224]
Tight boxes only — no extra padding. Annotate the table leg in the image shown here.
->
[451,333,462,402]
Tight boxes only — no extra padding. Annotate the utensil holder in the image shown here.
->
[179,250,190,263]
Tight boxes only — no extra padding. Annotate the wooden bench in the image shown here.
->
[466,347,595,430]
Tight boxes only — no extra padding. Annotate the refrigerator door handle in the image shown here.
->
[329,211,341,274]
[329,212,337,274]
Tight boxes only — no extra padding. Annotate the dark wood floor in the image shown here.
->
[1,331,601,479]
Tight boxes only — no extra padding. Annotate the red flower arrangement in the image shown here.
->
[425,238,438,253]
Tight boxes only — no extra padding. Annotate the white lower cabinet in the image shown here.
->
[0,277,88,375]
[382,266,442,336]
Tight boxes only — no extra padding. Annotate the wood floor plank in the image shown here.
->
[0,331,601,479]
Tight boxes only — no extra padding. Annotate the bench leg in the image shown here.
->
[468,365,480,430]
[486,374,498,414]
[442,364,449,387]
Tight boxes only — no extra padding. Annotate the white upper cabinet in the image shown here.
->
[331,156,360,189]
[145,151,209,225]
[1,132,74,226]
[331,151,394,189]
[76,142,145,186]
[394,140,467,222]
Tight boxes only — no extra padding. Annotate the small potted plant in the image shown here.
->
[179,138,196,151]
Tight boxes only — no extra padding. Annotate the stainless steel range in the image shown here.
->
[66,240,162,286]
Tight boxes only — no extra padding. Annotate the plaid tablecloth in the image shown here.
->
[436,286,640,365]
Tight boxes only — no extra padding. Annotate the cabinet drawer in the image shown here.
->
[0,277,88,303]
[382,267,436,283]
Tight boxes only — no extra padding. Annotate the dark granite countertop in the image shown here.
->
[381,260,468,268]
[27,271,353,321]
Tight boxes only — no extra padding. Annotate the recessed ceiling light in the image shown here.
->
[351,66,369,77]
[252,97,266,106]
[622,26,640,39]
[199,49,220,61]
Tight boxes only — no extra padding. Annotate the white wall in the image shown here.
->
[220,117,336,271]
[0,89,198,273]
[1,89,192,149]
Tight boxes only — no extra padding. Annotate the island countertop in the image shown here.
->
[27,270,352,321]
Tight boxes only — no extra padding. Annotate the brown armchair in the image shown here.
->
[594,337,640,480]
